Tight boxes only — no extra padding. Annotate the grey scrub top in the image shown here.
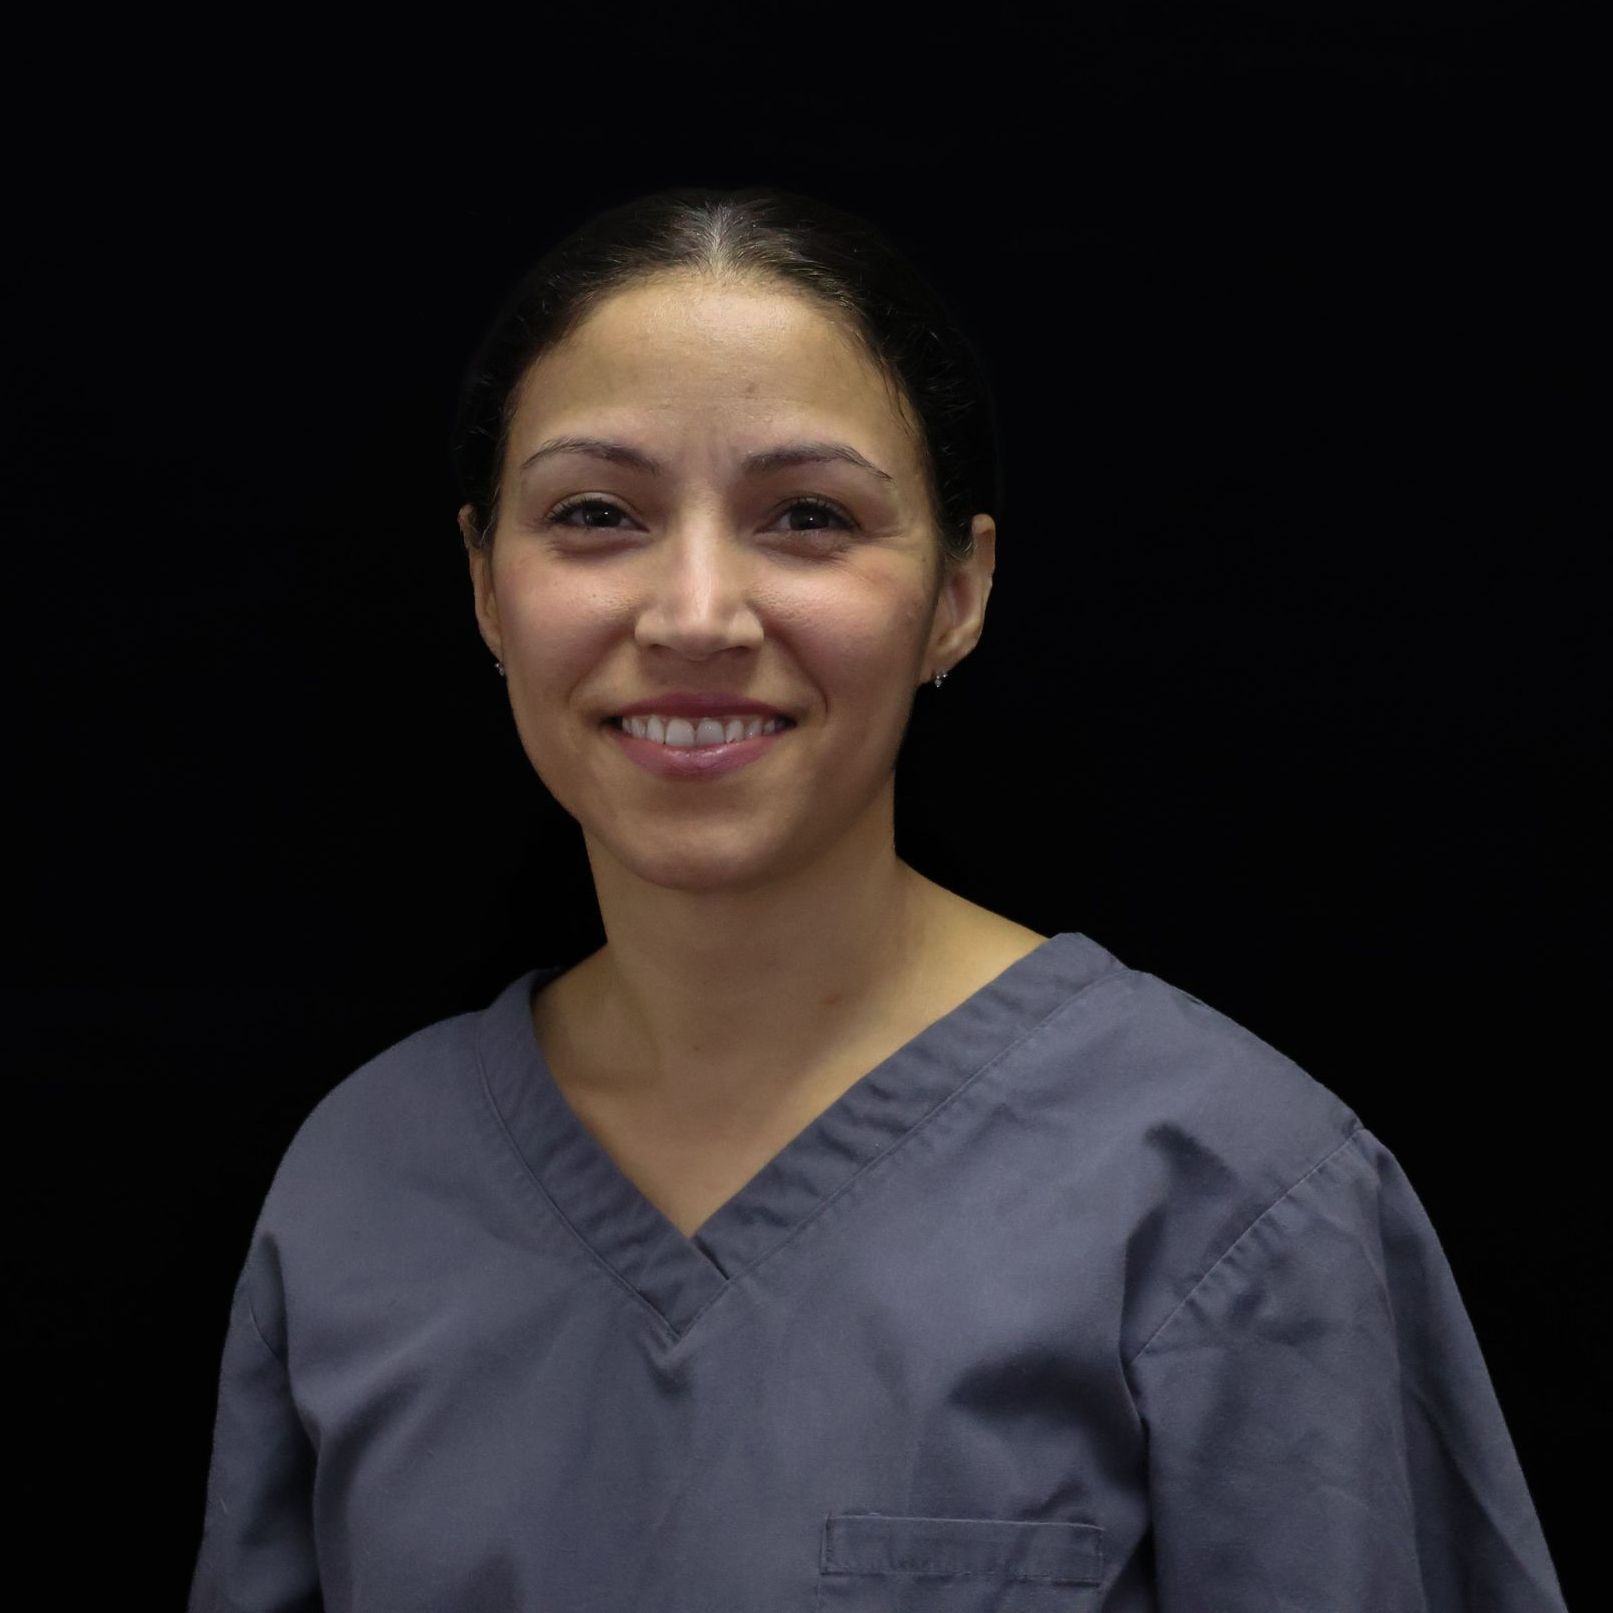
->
[186,931,1568,1611]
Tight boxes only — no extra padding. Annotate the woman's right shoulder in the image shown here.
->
[260,999,491,1215]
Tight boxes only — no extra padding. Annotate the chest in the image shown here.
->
[554,1059,877,1240]
[534,923,1051,1242]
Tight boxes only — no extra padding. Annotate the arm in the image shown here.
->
[186,1273,323,1613]
[1126,1128,1567,1611]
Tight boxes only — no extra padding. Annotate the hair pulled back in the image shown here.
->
[450,186,1003,570]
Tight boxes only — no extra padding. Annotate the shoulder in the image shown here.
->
[255,992,495,1232]
[1047,945,1370,1350]
[1006,930,1364,1213]
[228,991,504,1350]
[1102,961,1361,1160]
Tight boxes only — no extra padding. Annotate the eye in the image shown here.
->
[777,495,855,534]
[544,494,856,540]
[545,495,633,530]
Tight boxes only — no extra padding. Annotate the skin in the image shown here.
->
[460,271,1044,1221]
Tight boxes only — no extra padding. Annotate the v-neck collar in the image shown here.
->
[476,931,1120,1336]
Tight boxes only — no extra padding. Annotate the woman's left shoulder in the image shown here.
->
[1089,955,1365,1189]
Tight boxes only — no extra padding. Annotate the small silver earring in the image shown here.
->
[932,668,948,688]
[494,659,506,679]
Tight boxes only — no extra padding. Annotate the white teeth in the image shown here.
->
[621,714,788,746]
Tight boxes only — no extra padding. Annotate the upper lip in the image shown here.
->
[608,692,795,721]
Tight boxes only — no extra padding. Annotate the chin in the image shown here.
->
[591,822,811,891]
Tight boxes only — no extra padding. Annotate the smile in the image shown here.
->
[602,715,796,780]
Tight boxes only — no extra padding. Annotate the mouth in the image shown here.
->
[601,712,798,777]
[602,715,798,737]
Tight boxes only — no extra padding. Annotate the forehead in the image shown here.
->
[510,275,913,452]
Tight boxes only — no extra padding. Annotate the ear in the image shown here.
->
[459,503,503,663]
[926,513,997,681]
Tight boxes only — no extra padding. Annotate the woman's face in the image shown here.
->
[462,272,994,893]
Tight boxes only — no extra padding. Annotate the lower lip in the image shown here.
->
[604,719,795,779]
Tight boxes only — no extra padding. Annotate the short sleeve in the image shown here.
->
[1126,1127,1567,1612]
[186,1268,323,1613]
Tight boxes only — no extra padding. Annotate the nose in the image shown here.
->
[631,522,766,660]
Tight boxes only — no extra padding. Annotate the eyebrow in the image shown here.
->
[517,435,895,485]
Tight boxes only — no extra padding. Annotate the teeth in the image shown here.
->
[621,714,789,746]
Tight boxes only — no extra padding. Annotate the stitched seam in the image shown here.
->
[1126,1122,1368,1369]
[822,1519,1104,1583]
[474,1012,682,1342]
[680,967,1135,1331]
[826,1567,1096,1583]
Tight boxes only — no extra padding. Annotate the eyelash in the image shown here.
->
[544,493,855,539]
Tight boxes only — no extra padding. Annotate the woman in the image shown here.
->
[186,188,1566,1611]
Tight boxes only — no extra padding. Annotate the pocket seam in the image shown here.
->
[821,1512,1104,1587]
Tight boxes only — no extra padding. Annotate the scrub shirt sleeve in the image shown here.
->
[186,1266,323,1613]
[1126,1127,1568,1612]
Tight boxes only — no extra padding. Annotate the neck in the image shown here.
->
[563,827,959,1107]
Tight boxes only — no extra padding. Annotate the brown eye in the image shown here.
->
[544,495,857,538]
[781,496,853,531]
[547,496,630,528]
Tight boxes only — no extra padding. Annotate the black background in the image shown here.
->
[6,2,1598,1603]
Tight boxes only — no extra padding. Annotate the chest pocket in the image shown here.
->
[817,1512,1104,1611]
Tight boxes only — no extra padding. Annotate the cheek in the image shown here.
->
[501,572,612,675]
[497,551,932,686]
[806,611,909,681]
[773,566,932,674]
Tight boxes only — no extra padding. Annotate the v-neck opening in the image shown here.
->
[476,931,1121,1336]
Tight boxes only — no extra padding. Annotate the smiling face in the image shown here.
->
[461,271,994,894]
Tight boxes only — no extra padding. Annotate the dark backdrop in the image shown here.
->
[6,2,1597,1603]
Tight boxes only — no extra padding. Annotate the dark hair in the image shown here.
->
[450,185,1004,572]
